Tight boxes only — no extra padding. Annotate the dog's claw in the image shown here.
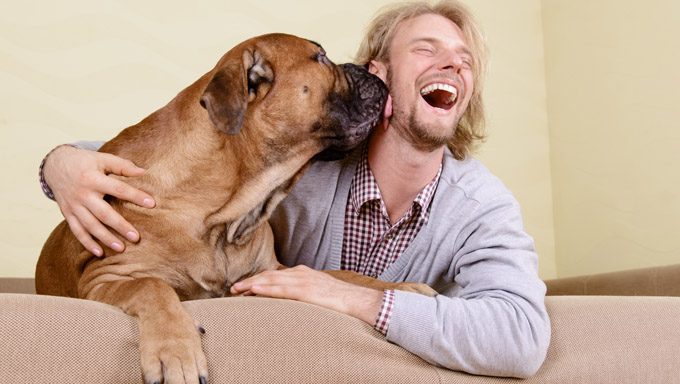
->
[200,376,207,384]
[194,320,206,335]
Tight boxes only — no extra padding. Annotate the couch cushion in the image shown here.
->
[2,294,679,383]
[1,294,443,383]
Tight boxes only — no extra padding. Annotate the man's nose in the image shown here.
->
[438,52,464,73]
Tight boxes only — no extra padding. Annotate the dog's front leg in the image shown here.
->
[86,277,208,384]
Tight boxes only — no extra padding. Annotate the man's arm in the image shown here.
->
[386,194,550,378]
[235,192,550,379]
[40,141,155,255]
[231,265,384,325]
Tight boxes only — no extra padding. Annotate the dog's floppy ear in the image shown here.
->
[200,49,273,135]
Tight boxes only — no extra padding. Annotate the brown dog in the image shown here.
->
[36,33,434,384]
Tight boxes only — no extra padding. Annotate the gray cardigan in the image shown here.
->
[269,147,551,378]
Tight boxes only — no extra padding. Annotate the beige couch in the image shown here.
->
[2,264,679,383]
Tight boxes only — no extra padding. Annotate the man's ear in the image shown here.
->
[367,59,392,131]
[367,60,388,82]
[200,50,273,135]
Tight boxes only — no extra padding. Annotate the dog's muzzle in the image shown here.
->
[315,63,388,161]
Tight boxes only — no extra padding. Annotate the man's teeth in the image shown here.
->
[420,83,458,103]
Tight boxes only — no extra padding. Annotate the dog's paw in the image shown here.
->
[138,312,209,384]
[394,282,438,297]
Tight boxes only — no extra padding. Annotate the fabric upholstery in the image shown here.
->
[546,264,680,296]
[0,277,34,294]
[2,264,680,382]
[2,292,680,383]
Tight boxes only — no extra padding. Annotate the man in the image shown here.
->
[40,1,550,378]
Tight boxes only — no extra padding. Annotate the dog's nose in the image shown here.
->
[339,63,388,124]
[340,63,388,102]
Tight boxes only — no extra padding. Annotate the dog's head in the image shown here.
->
[199,33,387,162]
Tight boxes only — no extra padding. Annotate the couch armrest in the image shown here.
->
[545,264,680,296]
[2,293,680,383]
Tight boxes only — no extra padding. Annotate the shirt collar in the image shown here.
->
[414,163,441,223]
[350,148,381,214]
[349,148,442,222]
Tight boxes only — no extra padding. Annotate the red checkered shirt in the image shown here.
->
[342,148,441,335]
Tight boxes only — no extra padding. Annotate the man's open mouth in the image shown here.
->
[420,83,458,111]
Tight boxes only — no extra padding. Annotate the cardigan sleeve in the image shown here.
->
[385,193,551,378]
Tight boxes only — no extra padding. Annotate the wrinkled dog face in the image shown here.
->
[200,33,388,162]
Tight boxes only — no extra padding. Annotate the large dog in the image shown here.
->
[36,33,434,384]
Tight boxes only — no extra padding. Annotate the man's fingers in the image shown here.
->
[99,153,156,207]
[248,284,294,300]
[101,152,146,177]
[231,270,303,296]
[100,164,155,209]
[105,176,155,209]
[87,197,140,242]
[73,206,125,253]
[245,280,332,306]
[45,147,151,251]
[64,214,103,257]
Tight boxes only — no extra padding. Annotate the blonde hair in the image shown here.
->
[355,1,487,160]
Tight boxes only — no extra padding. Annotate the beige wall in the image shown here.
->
[472,1,556,279]
[1,0,556,278]
[542,0,680,277]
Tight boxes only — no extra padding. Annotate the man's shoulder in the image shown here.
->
[280,148,359,209]
[294,156,353,192]
[439,151,514,205]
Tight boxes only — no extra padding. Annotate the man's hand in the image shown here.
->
[230,265,384,325]
[43,145,156,256]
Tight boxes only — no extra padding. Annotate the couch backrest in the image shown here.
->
[0,278,34,294]
[545,264,680,296]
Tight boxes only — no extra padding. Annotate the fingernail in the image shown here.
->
[143,198,155,208]
[92,247,103,257]
[126,231,139,242]
[111,242,124,252]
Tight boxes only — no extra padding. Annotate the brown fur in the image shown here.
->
[36,34,434,384]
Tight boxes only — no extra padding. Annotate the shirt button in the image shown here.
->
[385,232,394,240]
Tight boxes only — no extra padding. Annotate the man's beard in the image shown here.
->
[387,69,457,153]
